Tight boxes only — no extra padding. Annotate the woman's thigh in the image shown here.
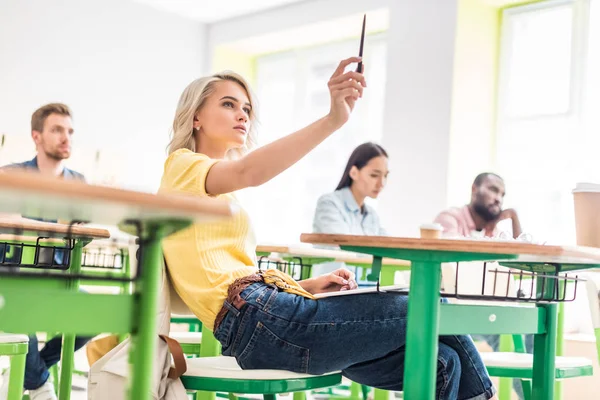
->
[224,285,411,374]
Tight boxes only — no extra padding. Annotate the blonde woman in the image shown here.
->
[159,57,497,400]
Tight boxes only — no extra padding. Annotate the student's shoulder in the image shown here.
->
[316,191,344,208]
[434,207,465,230]
[65,169,86,182]
[436,206,464,219]
[164,149,212,170]
[0,160,35,171]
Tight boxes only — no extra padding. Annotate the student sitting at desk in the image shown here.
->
[0,103,90,400]
[434,172,531,400]
[312,142,388,236]
[311,142,389,282]
[160,58,497,400]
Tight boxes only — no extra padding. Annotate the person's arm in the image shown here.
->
[313,197,350,234]
[483,208,522,238]
[205,57,365,196]
[510,210,523,238]
[500,209,522,238]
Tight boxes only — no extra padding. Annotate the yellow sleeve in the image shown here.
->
[161,149,219,196]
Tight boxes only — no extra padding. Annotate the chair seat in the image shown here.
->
[482,352,594,379]
[0,333,29,343]
[181,356,342,394]
[171,331,202,344]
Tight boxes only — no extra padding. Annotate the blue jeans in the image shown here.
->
[472,334,534,400]
[25,334,91,390]
[214,283,496,400]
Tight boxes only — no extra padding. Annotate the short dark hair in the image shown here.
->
[31,103,72,133]
[473,172,503,187]
[336,142,388,190]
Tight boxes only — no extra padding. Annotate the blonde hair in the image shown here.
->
[168,71,259,159]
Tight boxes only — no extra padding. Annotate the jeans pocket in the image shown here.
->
[236,321,309,373]
[214,315,234,349]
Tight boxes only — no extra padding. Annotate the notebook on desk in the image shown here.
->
[314,284,409,299]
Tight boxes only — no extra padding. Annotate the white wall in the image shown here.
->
[447,0,499,208]
[208,0,459,237]
[378,0,458,236]
[0,0,207,191]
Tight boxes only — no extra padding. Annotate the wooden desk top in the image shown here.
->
[0,170,233,226]
[300,234,600,266]
[256,244,410,266]
[0,219,110,239]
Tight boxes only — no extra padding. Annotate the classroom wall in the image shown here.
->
[207,0,461,236]
[0,0,207,191]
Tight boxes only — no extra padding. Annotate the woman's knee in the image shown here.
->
[438,344,461,378]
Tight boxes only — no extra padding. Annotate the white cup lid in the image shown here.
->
[573,182,600,193]
[420,223,443,231]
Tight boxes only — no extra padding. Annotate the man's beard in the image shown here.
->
[45,149,69,161]
[473,202,500,222]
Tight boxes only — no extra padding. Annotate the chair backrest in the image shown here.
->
[153,255,194,316]
[166,265,195,317]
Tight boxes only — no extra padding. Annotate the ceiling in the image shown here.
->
[132,0,310,23]
[221,8,389,55]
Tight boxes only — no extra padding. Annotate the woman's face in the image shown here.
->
[194,80,252,151]
[350,156,389,199]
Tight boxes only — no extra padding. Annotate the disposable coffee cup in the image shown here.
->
[573,183,600,247]
[420,223,443,239]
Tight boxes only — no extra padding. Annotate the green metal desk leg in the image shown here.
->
[292,391,307,400]
[379,268,396,286]
[554,282,565,400]
[498,335,513,400]
[374,262,393,400]
[531,275,558,400]
[4,342,27,400]
[403,261,441,400]
[47,333,60,392]
[512,335,532,400]
[128,228,164,400]
[8,354,26,400]
[58,241,83,400]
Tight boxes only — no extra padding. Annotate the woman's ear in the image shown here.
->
[193,115,201,130]
[349,166,359,181]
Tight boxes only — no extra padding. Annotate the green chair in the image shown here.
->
[0,333,29,400]
[164,265,342,400]
[170,331,202,356]
[170,315,203,357]
[181,355,342,400]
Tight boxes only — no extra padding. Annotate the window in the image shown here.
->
[237,34,387,243]
[496,0,597,244]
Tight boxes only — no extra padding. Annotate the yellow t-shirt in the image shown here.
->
[160,149,313,331]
